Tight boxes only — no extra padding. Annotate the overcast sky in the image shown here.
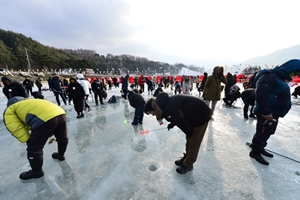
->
[1,0,300,67]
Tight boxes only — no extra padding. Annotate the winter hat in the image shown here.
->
[7,96,26,107]
[69,77,76,82]
[32,91,44,99]
[1,76,10,82]
[144,98,155,115]
[273,59,300,80]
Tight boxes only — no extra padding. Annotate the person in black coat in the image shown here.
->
[224,72,237,98]
[67,77,85,118]
[23,77,34,96]
[128,89,145,125]
[1,76,28,99]
[122,75,129,99]
[291,85,300,98]
[198,72,208,98]
[241,88,256,119]
[49,75,67,106]
[91,78,105,105]
[144,92,212,174]
[249,59,300,166]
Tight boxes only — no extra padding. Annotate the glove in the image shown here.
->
[167,123,174,131]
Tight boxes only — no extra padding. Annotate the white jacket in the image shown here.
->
[77,74,91,95]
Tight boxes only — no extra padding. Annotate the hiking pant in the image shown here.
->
[183,122,209,167]
[251,115,279,152]
[26,115,68,157]
[133,104,145,123]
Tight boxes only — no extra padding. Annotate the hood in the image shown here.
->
[272,59,300,81]
[212,66,220,75]
[77,74,84,79]
[155,92,169,110]
[1,76,11,83]
[128,90,135,99]
[69,77,77,82]
[7,96,26,107]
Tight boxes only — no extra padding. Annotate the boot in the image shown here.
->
[176,164,193,174]
[261,148,273,157]
[175,154,186,166]
[249,114,257,119]
[249,151,269,165]
[20,155,44,180]
[244,114,249,119]
[52,142,68,161]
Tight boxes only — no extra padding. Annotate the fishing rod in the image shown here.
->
[246,142,300,164]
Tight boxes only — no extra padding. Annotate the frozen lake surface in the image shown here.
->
[0,82,300,200]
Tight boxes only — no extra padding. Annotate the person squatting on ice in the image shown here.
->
[128,89,145,125]
[203,66,227,115]
[3,97,68,180]
[241,88,256,119]
[68,77,86,118]
[249,59,300,165]
[144,92,212,174]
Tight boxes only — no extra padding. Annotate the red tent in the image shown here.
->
[175,75,182,82]
[293,75,300,83]
[128,76,135,84]
[156,75,162,84]
[236,74,246,82]
[199,75,204,82]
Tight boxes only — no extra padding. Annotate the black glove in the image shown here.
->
[167,123,174,131]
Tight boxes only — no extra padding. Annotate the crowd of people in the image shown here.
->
[1,59,300,179]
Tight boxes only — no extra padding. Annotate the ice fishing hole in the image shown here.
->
[148,165,158,172]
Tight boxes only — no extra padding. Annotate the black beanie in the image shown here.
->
[1,76,10,82]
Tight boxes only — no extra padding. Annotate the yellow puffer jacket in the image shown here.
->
[3,99,66,143]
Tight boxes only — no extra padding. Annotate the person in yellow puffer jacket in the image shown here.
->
[3,96,69,180]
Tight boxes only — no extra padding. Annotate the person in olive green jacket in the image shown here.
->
[3,97,68,180]
[203,66,227,115]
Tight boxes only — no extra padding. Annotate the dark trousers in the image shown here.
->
[84,95,90,109]
[94,93,103,105]
[140,84,144,92]
[123,88,128,99]
[241,95,254,116]
[183,122,209,167]
[251,115,278,152]
[133,104,144,123]
[73,99,84,114]
[54,91,67,105]
[26,115,68,157]
[26,88,33,96]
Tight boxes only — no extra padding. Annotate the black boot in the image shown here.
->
[175,154,186,166]
[249,151,269,165]
[52,142,68,161]
[244,114,249,119]
[20,155,44,180]
[176,164,193,174]
[261,149,273,157]
[249,114,257,118]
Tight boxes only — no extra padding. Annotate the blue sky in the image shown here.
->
[1,0,300,68]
